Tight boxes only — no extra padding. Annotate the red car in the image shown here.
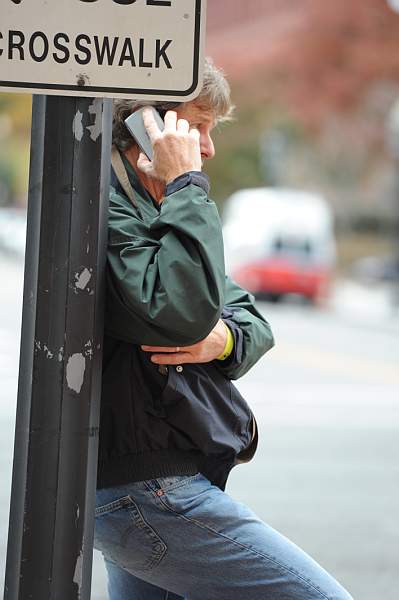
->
[223,188,336,304]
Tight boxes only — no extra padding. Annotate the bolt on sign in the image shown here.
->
[0,0,206,100]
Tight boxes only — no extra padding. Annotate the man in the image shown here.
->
[95,59,353,600]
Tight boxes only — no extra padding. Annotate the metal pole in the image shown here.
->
[3,94,112,600]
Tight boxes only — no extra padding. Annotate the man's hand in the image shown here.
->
[137,109,202,185]
[141,319,228,365]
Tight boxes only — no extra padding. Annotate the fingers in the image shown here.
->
[137,152,152,174]
[142,107,163,144]
[163,110,178,133]
[177,118,190,134]
[150,352,192,365]
[139,108,202,183]
[141,345,182,353]
[189,127,200,142]
[163,112,191,135]
[141,344,195,365]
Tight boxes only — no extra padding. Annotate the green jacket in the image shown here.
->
[105,159,274,379]
[98,160,274,491]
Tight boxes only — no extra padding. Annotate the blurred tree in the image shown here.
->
[207,0,399,126]
[206,0,399,230]
[0,94,31,206]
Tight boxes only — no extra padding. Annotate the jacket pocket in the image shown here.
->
[94,495,167,573]
[160,363,253,457]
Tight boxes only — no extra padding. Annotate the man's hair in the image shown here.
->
[112,57,234,152]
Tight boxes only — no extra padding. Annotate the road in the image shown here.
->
[0,255,398,600]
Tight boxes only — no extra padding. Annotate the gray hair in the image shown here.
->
[112,57,234,152]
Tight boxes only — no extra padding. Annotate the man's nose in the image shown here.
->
[200,134,215,160]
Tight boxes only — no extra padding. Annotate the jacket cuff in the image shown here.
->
[165,171,210,196]
[216,323,235,361]
[214,308,244,369]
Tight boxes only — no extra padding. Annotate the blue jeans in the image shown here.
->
[94,474,353,600]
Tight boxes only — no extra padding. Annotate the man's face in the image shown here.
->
[174,102,216,163]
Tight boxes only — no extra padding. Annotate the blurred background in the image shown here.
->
[1,0,399,598]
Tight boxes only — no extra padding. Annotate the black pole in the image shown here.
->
[3,94,112,600]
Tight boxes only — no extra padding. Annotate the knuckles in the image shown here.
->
[157,131,198,146]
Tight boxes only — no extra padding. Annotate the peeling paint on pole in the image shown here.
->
[73,111,84,141]
[86,99,103,142]
[66,353,86,394]
[73,549,84,599]
[74,267,92,291]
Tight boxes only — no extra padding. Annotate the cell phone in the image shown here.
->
[124,107,165,161]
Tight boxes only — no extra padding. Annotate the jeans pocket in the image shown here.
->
[152,473,202,493]
[155,473,213,518]
[94,495,167,573]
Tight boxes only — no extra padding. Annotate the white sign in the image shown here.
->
[0,0,206,100]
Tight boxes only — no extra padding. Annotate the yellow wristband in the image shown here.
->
[216,323,234,361]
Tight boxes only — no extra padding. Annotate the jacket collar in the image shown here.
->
[121,154,162,223]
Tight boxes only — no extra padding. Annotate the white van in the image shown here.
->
[222,187,336,303]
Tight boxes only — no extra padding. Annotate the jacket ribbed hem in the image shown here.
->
[97,449,202,489]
